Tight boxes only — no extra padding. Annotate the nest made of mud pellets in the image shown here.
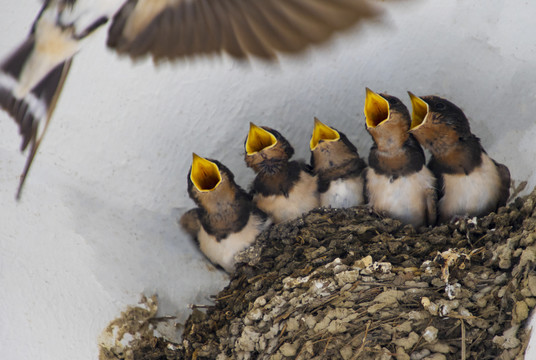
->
[101,188,536,360]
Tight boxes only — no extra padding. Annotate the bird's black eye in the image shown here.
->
[435,102,446,110]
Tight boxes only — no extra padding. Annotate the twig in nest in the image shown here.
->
[188,304,212,310]
[516,327,532,360]
[351,320,371,360]
[272,322,289,354]
[273,311,292,324]
[410,318,433,354]
[449,312,478,321]
[291,327,307,343]
[148,316,178,324]
[508,180,527,203]
[323,335,333,355]
[445,321,461,337]
[295,344,306,359]
[215,294,233,301]
[246,272,279,284]
[466,328,485,355]
[311,335,333,346]
[461,319,466,360]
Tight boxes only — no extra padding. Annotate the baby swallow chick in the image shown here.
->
[245,123,319,223]
[310,117,367,208]
[180,153,270,272]
[364,88,436,228]
[408,93,510,223]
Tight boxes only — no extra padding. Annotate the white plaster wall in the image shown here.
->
[1,0,535,359]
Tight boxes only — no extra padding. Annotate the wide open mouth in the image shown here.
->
[190,153,221,192]
[408,92,429,130]
[245,123,277,155]
[310,117,340,150]
[364,88,389,128]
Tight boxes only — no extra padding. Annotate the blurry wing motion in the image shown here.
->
[107,0,379,61]
[0,7,76,199]
[1,0,380,199]
[0,50,72,200]
[0,0,109,199]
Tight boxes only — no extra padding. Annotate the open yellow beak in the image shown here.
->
[246,123,277,155]
[364,88,390,128]
[190,153,222,192]
[408,92,429,130]
[310,117,340,150]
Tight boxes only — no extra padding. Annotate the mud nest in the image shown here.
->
[100,188,536,360]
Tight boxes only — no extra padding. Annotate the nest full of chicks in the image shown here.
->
[101,185,536,360]
[100,91,528,360]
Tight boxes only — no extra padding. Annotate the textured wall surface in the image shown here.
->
[1,0,535,359]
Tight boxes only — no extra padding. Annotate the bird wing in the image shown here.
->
[495,161,511,208]
[179,208,202,243]
[0,0,116,199]
[0,31,73,199]
[107,0,379,61]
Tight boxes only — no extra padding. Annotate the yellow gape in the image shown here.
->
[190,153,221,192]
[364,88,390,128]
[408,92,429,130]
[310,117,340,150]
[246,123,277,155]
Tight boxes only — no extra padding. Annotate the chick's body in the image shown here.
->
[364,89,436,228]
[409,94,510,223]
[310,118,367,208]
[181,154,270,272]
[245,124,319,223]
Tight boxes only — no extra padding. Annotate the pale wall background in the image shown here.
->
[1,0,535,359]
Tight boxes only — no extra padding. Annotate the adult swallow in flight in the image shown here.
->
[180,153,270,272]
[1,0,381,199]
[309,117,367,208]
[245,123,319,223]
[408,93,510,223]
[0,0,117,199]
[364,88,436,228]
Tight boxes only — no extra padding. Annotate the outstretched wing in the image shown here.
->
[0,0,113,199]
[107,0,379,61]
[0,33,73,199]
